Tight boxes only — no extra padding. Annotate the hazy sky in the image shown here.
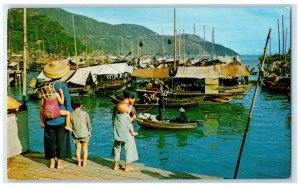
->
[63,6,291,55]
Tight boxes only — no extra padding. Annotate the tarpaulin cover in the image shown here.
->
[131,68,170,78]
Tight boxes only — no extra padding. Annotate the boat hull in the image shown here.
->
[137,119,201,130]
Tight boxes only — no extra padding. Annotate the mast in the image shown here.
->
[211,27,214,60]
[173,8,176,69]
[161,29,164,65]
[277,19,281,60]
[183,29,185,63]
[285,27,288,61]
[178,31,181,64]
[85,18,88,66]
[193,24,195,58]
[22,8,27,100]
[203,25,206,57]
[282,15,285,59]
[72,14,78,69]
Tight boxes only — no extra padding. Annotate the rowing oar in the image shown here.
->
[233,28,272,179]
[141,105,156,113]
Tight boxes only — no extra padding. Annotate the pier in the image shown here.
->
[7,152,221,181]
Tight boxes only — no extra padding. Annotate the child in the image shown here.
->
[40,86,72,131]
[70,97,92,167]
[112,102,138,171]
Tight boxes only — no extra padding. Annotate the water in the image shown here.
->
[7,55,291,179]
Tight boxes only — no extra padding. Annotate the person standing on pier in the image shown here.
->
[42,60,72,169]
[111,89,139,171]
[70,97,92,167]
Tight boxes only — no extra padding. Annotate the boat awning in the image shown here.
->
[220,65,250,78]
[131,68,170,78]
[67,68,93,86]
[90,63,133,75]
[174,65,250,79]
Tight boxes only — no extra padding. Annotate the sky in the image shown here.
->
[63,6,291,55]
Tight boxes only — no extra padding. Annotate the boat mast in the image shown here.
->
[161,28,164,66]
[203,25,205,58]
[85,18,88,66]
[22,8,27,100]
[183,29,185,63]
[277,19,281,61]
[178,30,181,64]
[72,14,78,69]
[173,8,176,69]
[193,24,195,59]
[282,15,285,59]
[211,27,214,60]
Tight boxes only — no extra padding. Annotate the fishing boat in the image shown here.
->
[109,94,204,110]
[136,118,203,130]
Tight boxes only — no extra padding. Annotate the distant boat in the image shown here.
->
[109,95,204,109]
[136,118,203,130]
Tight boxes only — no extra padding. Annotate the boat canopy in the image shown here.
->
[67,68,93,86]
[131,68,170,78]
[90,63,133,75]
[174,65,250,79]
[66,63,133,86]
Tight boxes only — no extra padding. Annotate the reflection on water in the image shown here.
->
[7,56,291,179]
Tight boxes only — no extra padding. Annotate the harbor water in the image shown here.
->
[7,55,291,179]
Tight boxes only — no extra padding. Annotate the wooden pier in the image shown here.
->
[7,152,221,181]
[7,69,23,87]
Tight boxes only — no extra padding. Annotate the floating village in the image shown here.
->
[6,8,291,180]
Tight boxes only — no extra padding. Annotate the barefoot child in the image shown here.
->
[40,84,72,131]
[70,97,92,167]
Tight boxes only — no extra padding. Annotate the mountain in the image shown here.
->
[8,8,239,57]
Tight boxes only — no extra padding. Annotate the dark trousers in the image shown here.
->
[44,123,72,159]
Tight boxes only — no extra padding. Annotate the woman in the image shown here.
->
[42,60,72,169]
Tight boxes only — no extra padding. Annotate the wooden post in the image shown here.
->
[234,28,272,179]
[22,8,27,100]
[72,14,78,70]
[14,71,18,86]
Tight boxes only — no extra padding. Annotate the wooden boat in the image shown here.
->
[136,119,203,130]
[109,95,204,110]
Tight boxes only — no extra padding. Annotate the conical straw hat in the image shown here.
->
[7,96,21,110]
[43,60,70,79]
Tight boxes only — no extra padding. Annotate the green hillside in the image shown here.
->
[8,8,239,57]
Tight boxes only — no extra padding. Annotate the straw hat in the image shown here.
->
[7,96,21,110]
[179,107,185,112]
[43,60,70,79]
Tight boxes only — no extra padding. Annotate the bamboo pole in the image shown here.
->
[22,8,27,100]
[72,14,78,69]
[233,28,272,179]
[174,8,176,69]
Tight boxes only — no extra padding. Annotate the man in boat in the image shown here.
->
[156,92,165,121]
[142,93,151,104]
[176,107,189,123]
